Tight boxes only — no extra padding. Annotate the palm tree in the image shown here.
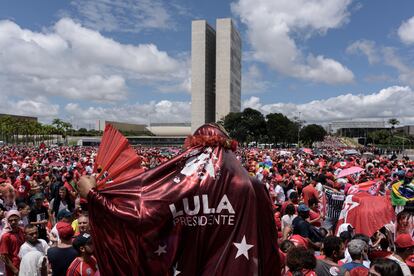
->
[388,118,400,130]
[1,116,13,144]
[52,118,65,143]
[388,118,400,149]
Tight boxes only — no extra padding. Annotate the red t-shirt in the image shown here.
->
[66,256,98,276]
[309,210,321,227]
[302,185,318,206]
[0,228,25,276]
[14,178,31,199]
[286,270,316,276]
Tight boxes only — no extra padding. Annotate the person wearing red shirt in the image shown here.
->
[302,181,319,206]
[281,192,299,216]
[308,197,321,227]
[67,233,98,276]
[0,210,25,276]
[13,177,31,202]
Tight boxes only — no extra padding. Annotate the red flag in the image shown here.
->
[88,124,280,276]
[336,193,395,237]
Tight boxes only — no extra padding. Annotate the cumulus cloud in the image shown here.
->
[65,0,184,33]
[346,40,379,64]
[0,18,187,103]
[242,65,272,94]
[0,95,59,120]
[398,16,414,44]
[243,86,414,124]
[64,100,191,128]
[232,0,354,84]
[382,47,414,87]
[345,40,414,87]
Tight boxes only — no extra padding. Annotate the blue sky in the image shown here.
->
[1,0,414,128]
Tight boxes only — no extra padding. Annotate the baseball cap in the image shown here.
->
[5,210,21,220]
[395,234,414,248]
[57,209,73,220]
[56,222,74,240]
[289,234,308,249]
[297,203,310,212]
[405,255,414,268]
[72,233,92,251]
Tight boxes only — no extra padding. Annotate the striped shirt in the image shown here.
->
[325,189,345,219]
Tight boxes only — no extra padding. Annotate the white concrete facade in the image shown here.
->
[191,20,216,133]
[215,18,241,122]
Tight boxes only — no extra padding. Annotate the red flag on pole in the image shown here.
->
[336,192,395,237]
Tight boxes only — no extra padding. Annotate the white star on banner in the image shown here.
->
[173,263,181,276]
[233,235,254,260]
[154,245,167,256]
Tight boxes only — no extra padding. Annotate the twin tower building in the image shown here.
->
[191,18,242,132]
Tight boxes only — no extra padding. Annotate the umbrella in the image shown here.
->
[300,148,312,154]
[344,149,360,156]
[279,150,291,156]
[337,166,364,178]
[362,152,375,159]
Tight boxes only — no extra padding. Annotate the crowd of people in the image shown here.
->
[237,144,414,276]
[0,139,412,275]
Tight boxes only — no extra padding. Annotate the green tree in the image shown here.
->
[223,112,248,143]
[266,113,295,144]
[223,109,266,144]
[52,119,72,144]
[368,130,390,145]
[241,108,266,143]
[388,118,400,129]
[299,124,327,146]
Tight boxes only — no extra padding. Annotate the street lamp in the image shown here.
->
[297,112,301,147]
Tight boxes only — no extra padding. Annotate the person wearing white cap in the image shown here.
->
[0,210,24,276]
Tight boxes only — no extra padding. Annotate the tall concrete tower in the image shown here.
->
[191,20,216,133]
[191,18,241,133]
[215,18,241,122]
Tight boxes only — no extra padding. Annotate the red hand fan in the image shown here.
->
[93,124,144,189]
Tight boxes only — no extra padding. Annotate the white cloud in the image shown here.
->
[0,18,187,103]
[382,47,414,87]
[346,40,379,64]
[64,100,191,128]
[345,41,414,87]
[66,0,179,33]
[242,65,272,94]
[243,86,414,124]
[398,16,414,44]
[0,95,59,120]
[232,0,354,84]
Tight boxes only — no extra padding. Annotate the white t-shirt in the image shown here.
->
[281,214,297,232]
[48,199,69,214]
[315,182,324,197]
[18,239,49,259]
[274,185,285,204]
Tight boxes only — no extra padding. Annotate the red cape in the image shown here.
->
[88,124,280,275]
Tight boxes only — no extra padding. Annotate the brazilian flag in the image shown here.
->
[391,181,414,206]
